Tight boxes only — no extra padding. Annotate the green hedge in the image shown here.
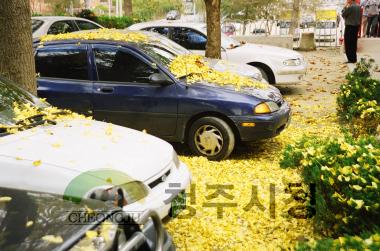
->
[337,59,380,136]
[97,16,136,29]
[296,232,380,251]
[280,135,380,235]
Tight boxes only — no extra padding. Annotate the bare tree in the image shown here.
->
[204,0,222,59]
[124,0,133,16]
[289,0,300,36]
[0,0,36,94]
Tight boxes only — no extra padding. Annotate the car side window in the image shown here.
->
[93,47,158,83]
[35,46,89,80]
[143,27,170,37]
[76,20,101,30]
[171,27,207,50]
[47,21,78,35]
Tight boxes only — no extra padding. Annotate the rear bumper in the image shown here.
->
[230,101,291,142]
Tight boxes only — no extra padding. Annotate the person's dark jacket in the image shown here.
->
[342,3,361,26]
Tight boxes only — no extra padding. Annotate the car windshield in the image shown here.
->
[138,35,190,67]
[32,19,44,33]
[0,76,45,126]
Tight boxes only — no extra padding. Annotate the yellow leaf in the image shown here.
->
[33,160,42,167]
[0,196,12,202]
[26,221,34,227]
[42,235,63,244]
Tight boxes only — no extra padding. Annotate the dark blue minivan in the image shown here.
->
[34,31,290,160]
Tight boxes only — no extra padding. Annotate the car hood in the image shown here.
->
[190,81,284,104]
[205,58,262,81]
[233,43,302,59]
[0,119,174,183]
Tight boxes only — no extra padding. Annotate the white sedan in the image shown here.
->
[128,21,307,84]
[0,76,191,219]
[32,16,103,38]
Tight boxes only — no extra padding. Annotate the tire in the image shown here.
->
[188,117,235,161]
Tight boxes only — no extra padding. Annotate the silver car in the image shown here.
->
[32,16,103,38]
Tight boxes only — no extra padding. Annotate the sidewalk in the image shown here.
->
[348,38,380,79]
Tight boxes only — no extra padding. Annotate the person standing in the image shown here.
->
[365,0,379,37]
[361,0,369,37]
[342,0,361,63]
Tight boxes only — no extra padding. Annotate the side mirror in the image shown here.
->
[149,73,172,86]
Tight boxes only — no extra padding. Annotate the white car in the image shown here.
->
[32,16,103,39]
[0,76,191,219]
[128,21,307,84]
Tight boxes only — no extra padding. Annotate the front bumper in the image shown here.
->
[275,63,307,84]
[230,101,291,142]
[123,162,191,220]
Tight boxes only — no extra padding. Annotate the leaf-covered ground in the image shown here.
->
[166,49,349,250]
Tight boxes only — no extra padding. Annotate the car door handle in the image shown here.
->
[97,87,114,93]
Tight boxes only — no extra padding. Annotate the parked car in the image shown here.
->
[33,29,290,160]
[0,186,175,251]
[0,75,191,219]
[166,10,181,20]
[128,21,307,84]
[222,23,236,36]
[251,28,266,35]
[32,16,103,38]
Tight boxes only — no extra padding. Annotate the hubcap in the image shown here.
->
[194,125,223,156]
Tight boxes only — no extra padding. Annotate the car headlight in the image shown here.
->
[254,101,280,114]
[87,181,149,207]
[283,58,302,66]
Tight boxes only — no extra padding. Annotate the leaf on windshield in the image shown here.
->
[0,196,12,202]
[26,220,34,228]
[41,235,63,244]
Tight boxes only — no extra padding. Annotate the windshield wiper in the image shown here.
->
[15,114,57,129]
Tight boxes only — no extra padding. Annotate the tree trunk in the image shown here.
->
[289,0,300,36]
[0,0,36,94]
[123,0,132,16]
[204,0,221,59]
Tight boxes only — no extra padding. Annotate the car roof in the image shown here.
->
[129,20,206,31]
[33,30,164,49]
[32,16,95,22]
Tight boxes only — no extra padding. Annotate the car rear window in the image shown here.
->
[35,45,89,80]
[76,20,101,30]
[32,19,44,33]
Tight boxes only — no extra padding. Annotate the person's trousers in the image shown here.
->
[366,15,379,37]
[362,15,368,37]
[344,25,359,63]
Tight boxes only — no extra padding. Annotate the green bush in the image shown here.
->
[296,232,380,251]
[75,9,98,22]
[97,16,136,29]
[337,58,380,136]
[280,135,380,235]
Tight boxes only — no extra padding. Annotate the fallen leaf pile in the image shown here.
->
[166,49,347,250]
[169,54,268,90]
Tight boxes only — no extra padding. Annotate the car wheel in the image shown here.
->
[188,117,235,160]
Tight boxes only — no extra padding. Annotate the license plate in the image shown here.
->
[170,191,186,218]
